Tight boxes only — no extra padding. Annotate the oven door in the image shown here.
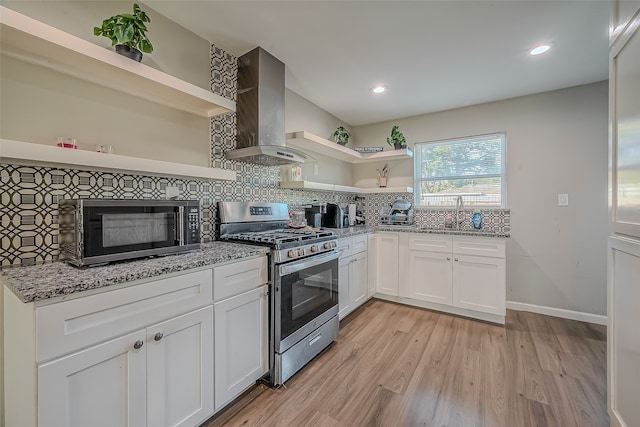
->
[274,250,339,353]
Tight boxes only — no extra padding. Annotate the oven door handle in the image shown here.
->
[278,250,340,276]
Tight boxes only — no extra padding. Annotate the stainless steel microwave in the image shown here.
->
[59,199,201,267]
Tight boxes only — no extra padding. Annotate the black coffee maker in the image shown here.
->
[304,202,326,228]
[322,203,348,228]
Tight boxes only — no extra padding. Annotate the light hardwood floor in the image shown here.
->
[205,299,608,427]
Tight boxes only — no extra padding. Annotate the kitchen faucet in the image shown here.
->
[455,196,464,229]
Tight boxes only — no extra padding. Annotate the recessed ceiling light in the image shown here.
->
[530,44,551,56]
[370,85,387,94]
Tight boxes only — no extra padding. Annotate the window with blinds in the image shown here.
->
[414,133,506,207]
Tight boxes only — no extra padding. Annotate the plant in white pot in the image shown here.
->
[94,3,153,62]
[331,126,351,146]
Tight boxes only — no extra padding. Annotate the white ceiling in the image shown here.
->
[147,1,610,126]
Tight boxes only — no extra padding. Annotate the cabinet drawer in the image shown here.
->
[352,235,368,254]
[409,235,452,253]
[453,237,505,258]
[213,256,267,302]
[36,269,213,363]
[337,237,353,258]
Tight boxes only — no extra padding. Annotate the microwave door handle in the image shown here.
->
[177,206,185,245]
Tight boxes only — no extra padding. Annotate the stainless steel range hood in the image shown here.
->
[225,47,310,166]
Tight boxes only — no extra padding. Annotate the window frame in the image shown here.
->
[413,132,507,208]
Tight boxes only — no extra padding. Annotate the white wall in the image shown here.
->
[353,82,609,315]
[0,2,213,166]
[285,89,353,186]
[2,1,211,89]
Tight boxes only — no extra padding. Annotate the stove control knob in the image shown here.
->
[324,242,331,249]
[298,248,305,256]
[311,245,319,252]
[331,241,337,248]
[288,250,297,258]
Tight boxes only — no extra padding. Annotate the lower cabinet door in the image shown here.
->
[338,256,352,320]
[38,329,147,427]
[376,234,400,296]
[453,254,505,315]
[147,306,214,427]
[407,250,453,305]
[351,251,368,308]
[214,285,268,410]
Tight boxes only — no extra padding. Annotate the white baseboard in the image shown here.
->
[506,301,607,325]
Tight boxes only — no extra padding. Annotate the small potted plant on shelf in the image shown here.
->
[386,125,407,150]
[331,126,351,146]
[94,3,153,62]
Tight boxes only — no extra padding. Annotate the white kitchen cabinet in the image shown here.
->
[34,269,214,427]
[375,232,506,324]
[406,250,453,305]
[147,306,214,427]
[404,235,505,321]
[367,234,377,297]
[4,255,269,427]
[38,305,214,427]
[214,285,268,411]
[452,254,505,316]
[337,235,369,320]
[38,329,148,427]
[374,233,400,296]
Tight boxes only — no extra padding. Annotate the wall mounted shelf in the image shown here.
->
[0,139,237,181]
[279,180,413,194]
[286,131,413,164]
[0,6,235,118]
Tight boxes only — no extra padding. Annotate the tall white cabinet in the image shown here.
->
[608,2,640,426]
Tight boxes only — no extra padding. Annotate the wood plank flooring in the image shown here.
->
[204,299,608,427]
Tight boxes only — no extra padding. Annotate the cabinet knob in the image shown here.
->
[447,257,451,261]
[133,340,144,350]
[154,332,164,342]
[454,258,459,262]
[263,290,269,297]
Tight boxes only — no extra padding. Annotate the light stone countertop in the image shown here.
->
[375,225,510,238]
[1,242,270,304]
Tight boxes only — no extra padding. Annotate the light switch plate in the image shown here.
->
[166,186,180,199]
[558,193,569,206]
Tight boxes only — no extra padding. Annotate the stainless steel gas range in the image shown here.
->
[217,201,339,385]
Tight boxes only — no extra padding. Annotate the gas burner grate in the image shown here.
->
[223,228,335,246]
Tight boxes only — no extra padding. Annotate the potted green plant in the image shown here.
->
[331,126,351,146]
[94,3,153,62]
[386,125,407,150]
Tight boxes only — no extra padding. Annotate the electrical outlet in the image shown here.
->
[166,186,180,199]
[558,193,569,206]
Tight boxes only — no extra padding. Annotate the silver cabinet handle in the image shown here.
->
[154,333,163,342]
[133,340,144,350]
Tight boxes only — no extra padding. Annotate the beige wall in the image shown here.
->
[285,89,353,186]
[353,82,609,315]
[2,1,210,89]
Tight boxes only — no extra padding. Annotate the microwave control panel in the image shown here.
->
[187,206,200,243]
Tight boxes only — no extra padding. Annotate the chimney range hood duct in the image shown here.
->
[225,47,310,166]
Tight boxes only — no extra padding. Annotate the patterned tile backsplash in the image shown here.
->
[0,43,509,267]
